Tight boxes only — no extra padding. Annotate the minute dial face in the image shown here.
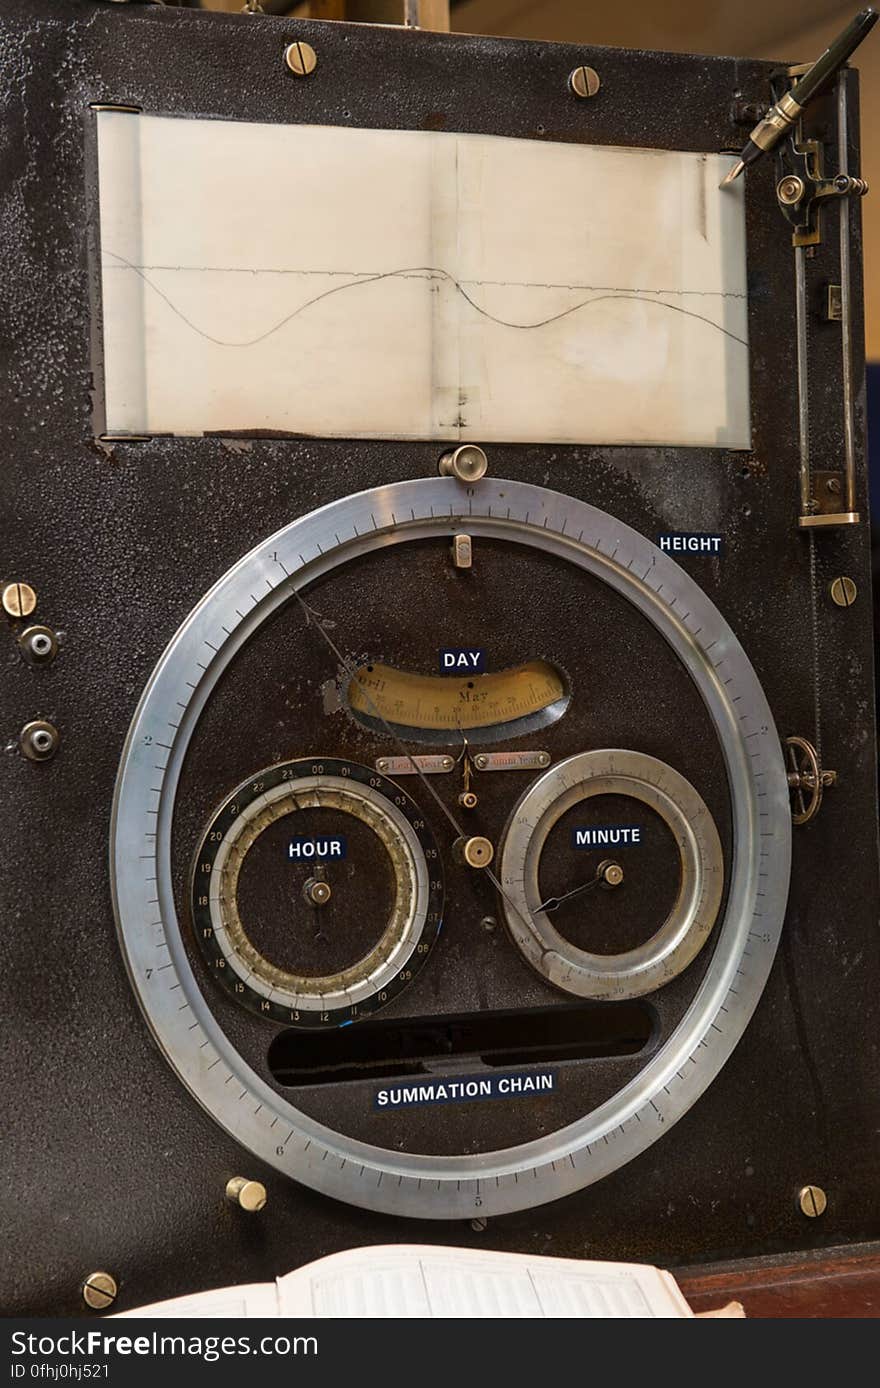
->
[112,477,790,1220]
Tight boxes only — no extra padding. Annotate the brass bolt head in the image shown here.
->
[1,581,37,619]
[458,790,479,810]
[284,41,317,77]
[18,625,58,664]
[226,1176,268,1212]
[829,576,857,607]
[569,65,600,99]
[82,1271,118,1311]
[798,1184,827,1217]
[20,719,60,762]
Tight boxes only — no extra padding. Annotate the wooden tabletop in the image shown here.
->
[676,1241,880,1318]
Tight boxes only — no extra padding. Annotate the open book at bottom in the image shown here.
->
[114,1244,744,1319]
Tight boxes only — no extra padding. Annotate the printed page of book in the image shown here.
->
[96,113,749,448]
[277,1244,693,1318]
[113,1283,279,1319]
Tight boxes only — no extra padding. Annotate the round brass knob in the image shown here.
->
[226,1176,268,1212]
[453,835,494,869]
[777,174,805,206]
[439,445,488,484]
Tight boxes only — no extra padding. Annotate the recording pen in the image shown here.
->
[720,6,878,188]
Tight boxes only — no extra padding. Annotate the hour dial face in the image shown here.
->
[191,759,442,1028]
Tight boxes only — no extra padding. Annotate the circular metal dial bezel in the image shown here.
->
[191,758,443,1027]
[111,476,791,1220]
[498,749,724,1000]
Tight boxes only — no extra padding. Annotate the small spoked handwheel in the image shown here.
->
[785,736,836,825]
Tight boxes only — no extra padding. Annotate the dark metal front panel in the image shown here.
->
[1,0,878,1314]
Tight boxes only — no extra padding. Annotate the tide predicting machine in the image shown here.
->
[2,0,880,1315]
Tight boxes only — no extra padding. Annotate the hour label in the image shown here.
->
[288,836,347,860]
[658,532,724,555]
[572,825,642,848]
[439,648,486,673]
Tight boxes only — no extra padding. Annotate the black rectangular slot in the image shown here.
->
[267,1002,654,1087]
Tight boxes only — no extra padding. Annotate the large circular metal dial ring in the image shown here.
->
[111,477,791,1220]
[499,750,724,1000]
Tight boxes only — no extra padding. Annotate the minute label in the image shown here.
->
[571,825,642,848]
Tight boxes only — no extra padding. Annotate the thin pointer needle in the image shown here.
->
[535,871,606,916]
[292,589,537,933]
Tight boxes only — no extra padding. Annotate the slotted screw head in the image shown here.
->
[82,1272,117,1311]
[285,41,317,77]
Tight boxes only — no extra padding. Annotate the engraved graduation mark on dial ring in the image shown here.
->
[191,758,443,1028]
[111,477,790,1220]
[498,750,724,1000]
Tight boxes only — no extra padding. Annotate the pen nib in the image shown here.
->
[719,159,745,190]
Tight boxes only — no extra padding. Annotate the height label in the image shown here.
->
[439,648,486,674]
[571,825,642,848]
[657,532,724,556]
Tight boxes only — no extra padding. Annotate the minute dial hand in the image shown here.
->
[535,860,622,915]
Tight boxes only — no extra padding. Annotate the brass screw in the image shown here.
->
[376,759,389,772]
[226,1176,268,1212]
[1,581,37,619]
[569,65,600,99]
[829,576,857,608]
[798,1184,827,1217]
[82,1271,118,1311]
[458,791,479,810]
[284,41,317,77]
[473,754,488,770]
